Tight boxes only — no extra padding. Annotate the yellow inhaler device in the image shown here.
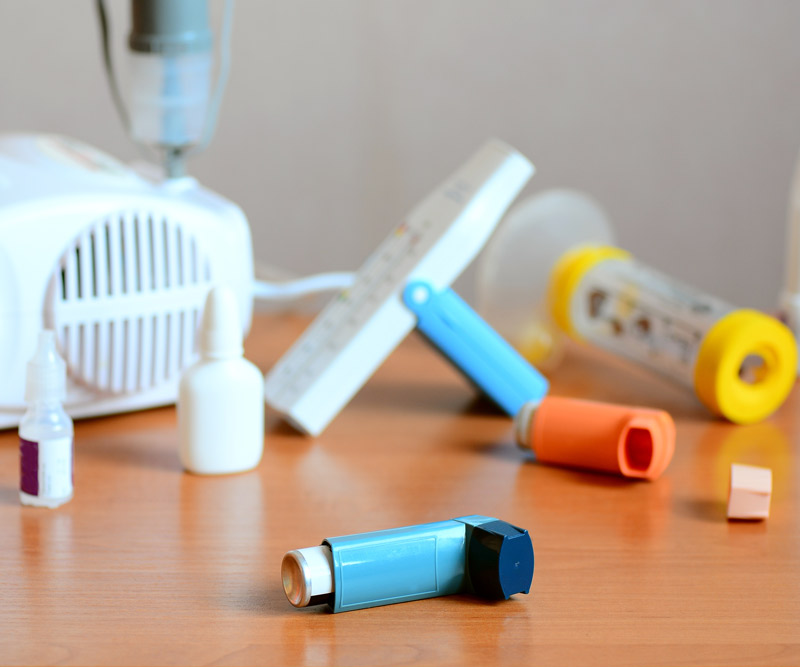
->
[550,245,796,424]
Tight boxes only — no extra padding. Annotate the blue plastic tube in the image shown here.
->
[403,282,549,416]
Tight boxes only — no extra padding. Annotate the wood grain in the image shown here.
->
[1,313,799,666]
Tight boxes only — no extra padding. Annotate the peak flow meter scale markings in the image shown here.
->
[270,223,421,394]
[264,140,534,436]
[267,220,431,420]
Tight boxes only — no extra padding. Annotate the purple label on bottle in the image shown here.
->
[20,438,39,496]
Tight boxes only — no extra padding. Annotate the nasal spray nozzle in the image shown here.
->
[25,331,67,405]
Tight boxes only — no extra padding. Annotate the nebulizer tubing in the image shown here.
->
[96,0,130,131]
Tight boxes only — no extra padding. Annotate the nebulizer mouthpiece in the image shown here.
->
[127,0,215,177]
[127,52,212,151]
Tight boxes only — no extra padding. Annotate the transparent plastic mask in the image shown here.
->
[476,189,615,370]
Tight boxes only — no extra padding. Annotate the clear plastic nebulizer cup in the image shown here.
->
[476,189,615,371]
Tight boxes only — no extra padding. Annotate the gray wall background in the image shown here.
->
[2,1,800,309]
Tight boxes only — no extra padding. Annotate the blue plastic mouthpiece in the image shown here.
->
[281,515,534,613]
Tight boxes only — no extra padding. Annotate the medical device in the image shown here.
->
[178,287,264,475]
[515,396,675,481]
[1,1,348,426]
[97,0,233,178]
[0,1,251,428]
[0,133,253,427]
[19,331,74,508]
[282,515,534,612]
[264,140,536,435]
[479,193,797,424]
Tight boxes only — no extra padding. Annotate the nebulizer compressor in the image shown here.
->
[0,0,351,427]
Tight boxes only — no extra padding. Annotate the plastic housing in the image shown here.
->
[178,288,264,475]
[320,515,534,613]
[403,282,549,416]
[0,133,253,428]
[19,332,74,507]
[550,246,797,424]
[128,51,212,149]
[264,140,534,436]
[517,396,675,481]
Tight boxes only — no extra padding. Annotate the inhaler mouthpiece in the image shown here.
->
[282,546,334,608]
[25,331,67,403]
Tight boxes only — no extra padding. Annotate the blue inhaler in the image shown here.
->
[281,515,534,613]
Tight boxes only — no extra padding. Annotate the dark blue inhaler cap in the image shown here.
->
[468,520,534,599]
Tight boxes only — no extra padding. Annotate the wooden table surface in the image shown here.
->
[1,312,799,666]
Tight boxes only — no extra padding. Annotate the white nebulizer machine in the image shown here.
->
[0,0,351,428]
[0,133,253,428]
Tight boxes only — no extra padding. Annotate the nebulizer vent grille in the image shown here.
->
[46,211,213,395]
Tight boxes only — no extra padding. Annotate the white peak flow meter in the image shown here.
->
[0,133,254,428]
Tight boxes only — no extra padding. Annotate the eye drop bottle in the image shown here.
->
[19,331,74,508]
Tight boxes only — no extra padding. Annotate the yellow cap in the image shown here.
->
[548,245,630,337]
[694,310,798,424]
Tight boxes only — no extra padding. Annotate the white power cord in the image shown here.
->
[252,271,355,302]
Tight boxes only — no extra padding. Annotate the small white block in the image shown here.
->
[727,463,772,520]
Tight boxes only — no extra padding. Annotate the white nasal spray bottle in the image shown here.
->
[20,331,74,508]
[178,287,264,474]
